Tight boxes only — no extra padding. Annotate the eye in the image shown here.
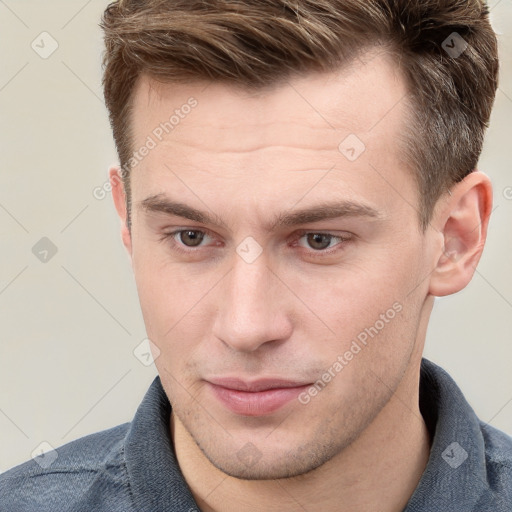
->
[160,228,353,259]
[294,231,352,256]
[175,229,207,247]
[161,229,216,254]
[302,233,336,251]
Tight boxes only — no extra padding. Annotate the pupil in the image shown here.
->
[181,230,204,247]
[307,233,331,250]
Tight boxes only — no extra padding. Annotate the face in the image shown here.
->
[124,51,439,479]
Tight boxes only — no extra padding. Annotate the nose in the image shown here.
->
[212,251,293,353]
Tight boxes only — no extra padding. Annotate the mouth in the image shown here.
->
[206,378,312,416]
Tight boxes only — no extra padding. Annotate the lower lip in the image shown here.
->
[208,383,310,416]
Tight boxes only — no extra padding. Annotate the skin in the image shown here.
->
[110,49,492,511]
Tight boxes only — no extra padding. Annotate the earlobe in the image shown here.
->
[109,166,133,258]
[428,171,493,297]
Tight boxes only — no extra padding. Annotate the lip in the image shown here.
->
[206,378,311,416]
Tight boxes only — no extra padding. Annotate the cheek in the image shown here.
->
[132,253,222,365]
[132,255,184,341]
[289,242,424,358]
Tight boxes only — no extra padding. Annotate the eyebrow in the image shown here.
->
[139,194,382,231]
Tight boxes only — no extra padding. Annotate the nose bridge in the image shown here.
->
[231,251,269,310]
[213,250,290,352]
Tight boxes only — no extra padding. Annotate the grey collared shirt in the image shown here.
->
[1,358,511,511]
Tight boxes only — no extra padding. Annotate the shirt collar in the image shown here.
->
[124,358,489,511]
[404,358,488,510]
[124,377,198,511]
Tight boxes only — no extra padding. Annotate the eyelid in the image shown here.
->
[293,229,353,239]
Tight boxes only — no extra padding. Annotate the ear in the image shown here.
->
[109,166,133,260]
[428,171,493,297]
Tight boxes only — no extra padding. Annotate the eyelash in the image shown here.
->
[159,228,353,258]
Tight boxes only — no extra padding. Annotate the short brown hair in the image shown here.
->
[100,0,499,230]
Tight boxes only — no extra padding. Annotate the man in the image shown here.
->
[1,0,511,510]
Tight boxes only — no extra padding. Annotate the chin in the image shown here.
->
[196,434,348,481]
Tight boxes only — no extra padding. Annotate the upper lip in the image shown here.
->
[206,378,311,392]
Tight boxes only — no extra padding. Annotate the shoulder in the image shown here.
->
[0,423,133,512]
[481,421,512,475]
[478,421,512,509]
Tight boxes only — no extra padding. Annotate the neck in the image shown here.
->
[171,355,431,512]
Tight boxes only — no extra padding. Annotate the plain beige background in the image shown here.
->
[0,0,511,472]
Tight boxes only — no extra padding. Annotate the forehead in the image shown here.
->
[131,49,409,141]
[127,50,416,226]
